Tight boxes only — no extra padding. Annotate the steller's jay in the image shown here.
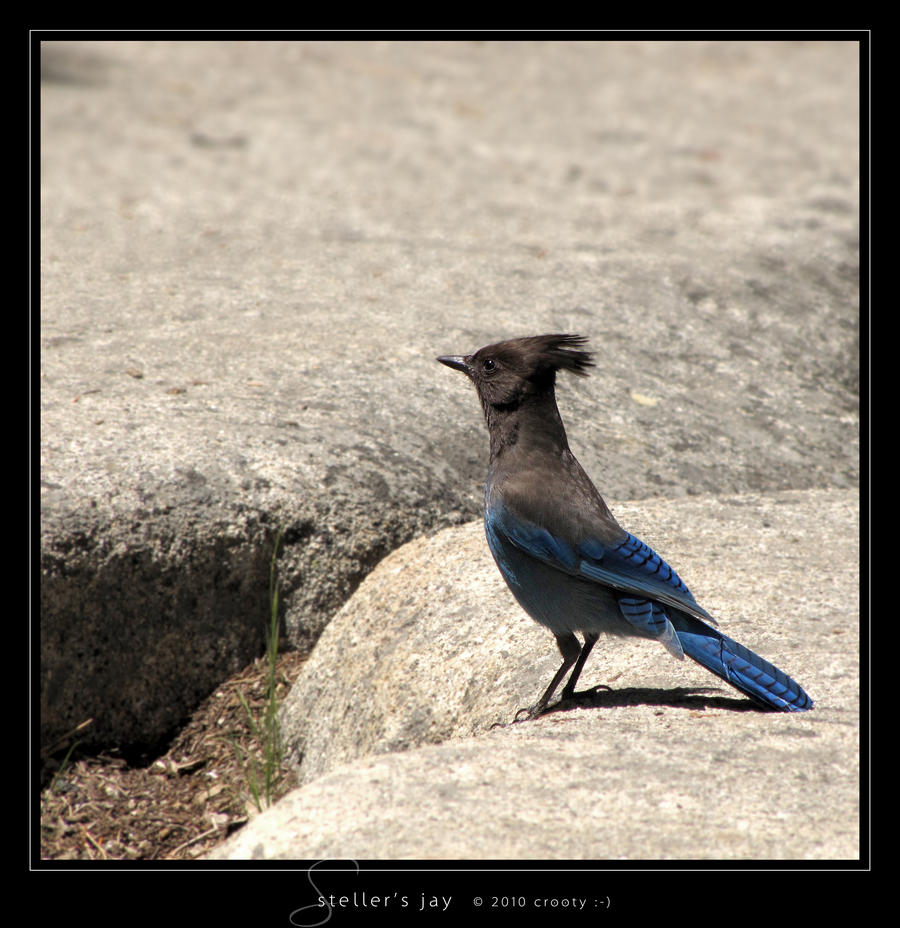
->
[437,334,813,717]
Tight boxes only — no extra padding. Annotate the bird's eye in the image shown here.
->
[482,359,496,373]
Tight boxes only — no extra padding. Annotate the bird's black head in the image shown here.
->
[437,334,594,411]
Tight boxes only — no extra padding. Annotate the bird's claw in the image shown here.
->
[512,705,545,723]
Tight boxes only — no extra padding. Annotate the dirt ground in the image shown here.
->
[39,649,307,861]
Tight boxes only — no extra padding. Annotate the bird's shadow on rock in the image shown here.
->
[547,685,764,715]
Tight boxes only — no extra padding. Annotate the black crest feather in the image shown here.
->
[477,333,594,378]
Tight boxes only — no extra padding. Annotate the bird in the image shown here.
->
[437,333,813,717]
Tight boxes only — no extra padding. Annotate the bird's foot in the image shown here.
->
[512,684,612,723]
[560,683,612,706]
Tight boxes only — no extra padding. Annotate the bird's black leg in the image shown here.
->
[560,631,610,702]
[514,632,610,722]
[514,633,581,721]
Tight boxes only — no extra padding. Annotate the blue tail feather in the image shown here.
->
[673,615,813,712]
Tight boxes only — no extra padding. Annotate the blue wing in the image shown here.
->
[486,497,716,628]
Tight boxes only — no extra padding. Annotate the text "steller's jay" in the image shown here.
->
[438,334,813,717]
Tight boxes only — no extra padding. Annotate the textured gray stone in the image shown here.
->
[209,722,858,860]
[40,40,858,753]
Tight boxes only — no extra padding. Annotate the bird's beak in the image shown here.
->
[436,355,472,376]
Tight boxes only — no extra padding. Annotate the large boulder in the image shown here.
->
[211,488,859,860]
